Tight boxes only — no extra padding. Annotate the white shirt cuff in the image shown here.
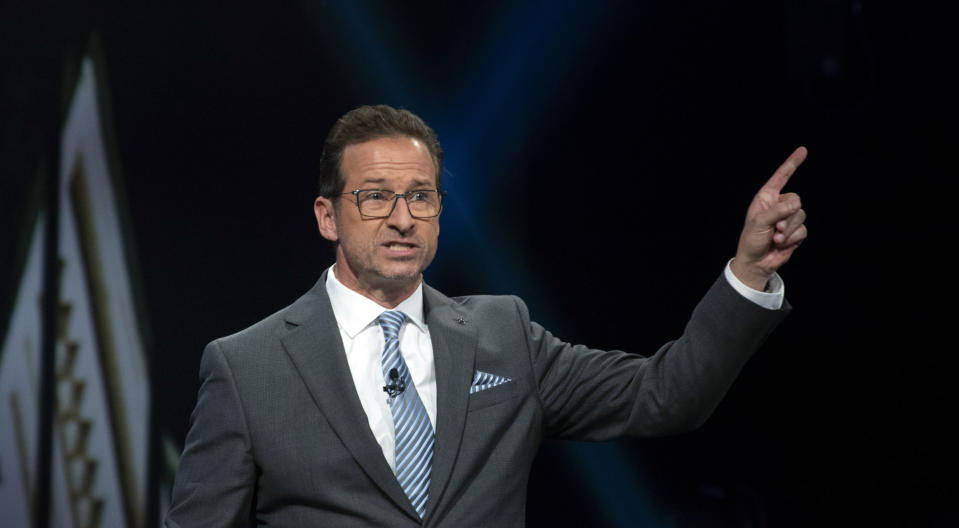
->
[724,259,785,310]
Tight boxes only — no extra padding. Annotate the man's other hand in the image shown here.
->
[731,146,808,291]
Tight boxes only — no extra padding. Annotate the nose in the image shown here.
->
[386,194,416,232]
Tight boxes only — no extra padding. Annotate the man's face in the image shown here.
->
[314,135,440,301]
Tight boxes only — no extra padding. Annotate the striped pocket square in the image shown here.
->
[469,370,512,394]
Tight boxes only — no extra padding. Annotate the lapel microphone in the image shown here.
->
[383,368,407,399]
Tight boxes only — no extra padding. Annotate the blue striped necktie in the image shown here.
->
[377,311,433,519]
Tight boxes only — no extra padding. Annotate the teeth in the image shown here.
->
[387,244,412,250]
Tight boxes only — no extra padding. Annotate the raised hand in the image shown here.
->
[730,147,808,291]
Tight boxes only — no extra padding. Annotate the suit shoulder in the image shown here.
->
[214,306,290,349]
[207,300,302,361]
[445,293,531,324]
[448,292,511,302]
[448,293,522,308]
[204,279,331,363]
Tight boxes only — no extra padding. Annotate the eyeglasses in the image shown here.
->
[341,189,446,218]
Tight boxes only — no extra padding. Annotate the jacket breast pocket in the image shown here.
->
[467,372,531,412]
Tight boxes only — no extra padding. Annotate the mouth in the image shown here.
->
[382,241,418,252]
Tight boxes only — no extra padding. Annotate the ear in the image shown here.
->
[314,196,339,242]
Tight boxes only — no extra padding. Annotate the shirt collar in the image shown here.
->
[325,265,426,337]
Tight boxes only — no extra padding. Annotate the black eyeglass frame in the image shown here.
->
[339,188,447,219]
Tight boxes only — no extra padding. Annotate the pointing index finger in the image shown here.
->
[764,146,808,192]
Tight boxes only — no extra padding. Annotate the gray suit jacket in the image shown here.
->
[166,271,789,527]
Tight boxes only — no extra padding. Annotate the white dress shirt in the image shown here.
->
[325,267,437,471]
[724,258,785,310]
[324,261,783,470]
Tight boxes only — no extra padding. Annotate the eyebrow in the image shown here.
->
[359,177,435,188]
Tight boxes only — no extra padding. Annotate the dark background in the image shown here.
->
[2,0,955,525]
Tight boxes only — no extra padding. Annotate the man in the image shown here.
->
[166,105,807,526]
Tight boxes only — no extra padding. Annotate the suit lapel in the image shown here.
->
[422,285,476,522]
[279,273,420,521]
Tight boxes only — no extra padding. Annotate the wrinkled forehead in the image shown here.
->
[342,136,437,188]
